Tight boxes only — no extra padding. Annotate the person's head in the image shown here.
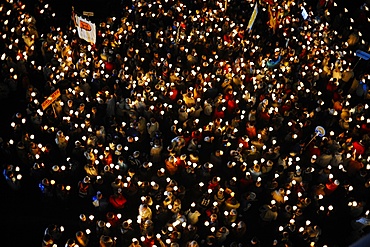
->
[66,238,75,246]
[253,164,260,172]
[43,234,53,244]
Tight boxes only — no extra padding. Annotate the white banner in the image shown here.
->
[75,15,96,44]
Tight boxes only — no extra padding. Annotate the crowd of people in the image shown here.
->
[1,0,370,246]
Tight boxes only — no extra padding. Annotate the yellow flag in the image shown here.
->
[247,3,258,31]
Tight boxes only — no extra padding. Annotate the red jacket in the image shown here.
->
[353,141,365,155]
[246,125,257,139]
[325,180,338,195]
[213,107,225,119]
[109,194,127,209]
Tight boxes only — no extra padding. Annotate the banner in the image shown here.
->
[247,3,258,31]
[356,50,370,60]
[75,15,96,44]
[301,7,308,20]
[42,88,61,110]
